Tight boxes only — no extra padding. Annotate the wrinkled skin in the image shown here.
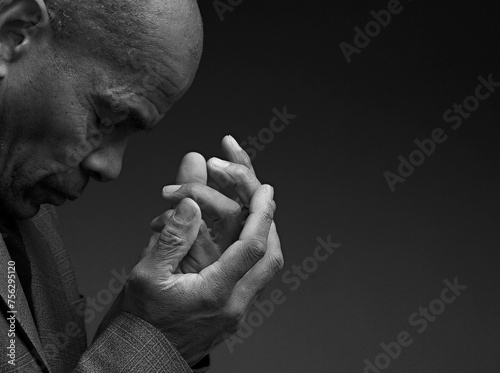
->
[0,0,203,219]
[0,0,283,367]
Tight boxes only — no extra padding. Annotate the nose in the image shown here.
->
[81,141,128,182]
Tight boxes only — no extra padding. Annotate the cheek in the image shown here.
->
[10,82,89,146]
[31,90,95,158]
[19,60,93,145]
[5,111,95,189]
[20,112,92,174]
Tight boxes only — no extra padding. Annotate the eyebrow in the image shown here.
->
[95,95,154,133]
[127,106,154,132]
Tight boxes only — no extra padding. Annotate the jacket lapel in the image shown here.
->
[18,205,87,372]
[0,231,51,371]
[1,205,86,372]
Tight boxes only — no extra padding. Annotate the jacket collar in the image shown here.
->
[0,230,50,371]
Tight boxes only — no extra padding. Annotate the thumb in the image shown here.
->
[152,198,202,271]
[139,232,160,261]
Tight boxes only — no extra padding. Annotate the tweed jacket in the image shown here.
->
[0,205,209,372]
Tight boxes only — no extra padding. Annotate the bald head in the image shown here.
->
[0,0,204,219]
[45,0,203,91]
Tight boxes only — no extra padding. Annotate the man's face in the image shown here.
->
[0,0,203,220]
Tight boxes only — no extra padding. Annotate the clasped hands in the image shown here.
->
[122,136,283,366]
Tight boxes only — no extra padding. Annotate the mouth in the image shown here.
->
[31,173,88,206]
[38,183,81,203]
[52,188,79,202]
[57,189,80,201]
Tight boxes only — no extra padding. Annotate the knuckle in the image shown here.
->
[185,182,212,202]
[262,205,275,223]
[233,164,252,181]
[244,239,266,263]
[129,265,146,284]
[242,157,253,170]
[224,304,246,326]
[180,183,196,197]
[127,263,152,292]
[270,253,285,273]
[158,227,187,248]
[238,150,253,168]
[228,202,242,219]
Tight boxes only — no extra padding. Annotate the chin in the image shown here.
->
[0,200,41,221]
[0,189,41,220]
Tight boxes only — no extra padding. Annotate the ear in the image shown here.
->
[0,0,50,78]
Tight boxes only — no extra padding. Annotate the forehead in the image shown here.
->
[87,62,177,132]
[85,0,203,128]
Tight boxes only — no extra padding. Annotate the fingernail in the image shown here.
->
[174,200,196,222]
[211,158,230,168]
[227,135,241,150]
[163,186,181,195]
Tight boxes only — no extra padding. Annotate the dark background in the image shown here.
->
[58,1,500,372]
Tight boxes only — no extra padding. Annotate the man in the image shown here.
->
[0,0,283,371]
